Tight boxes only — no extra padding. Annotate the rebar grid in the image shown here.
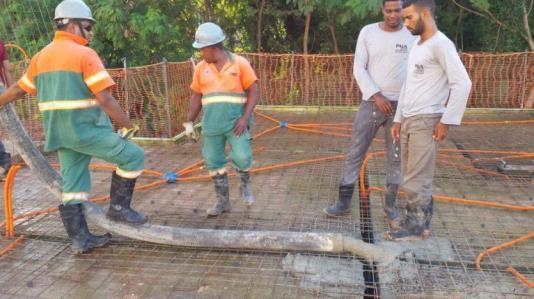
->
[0,109,532,298]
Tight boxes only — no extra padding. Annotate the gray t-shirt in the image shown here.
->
[353,23,416,101]
[393,31,472,125]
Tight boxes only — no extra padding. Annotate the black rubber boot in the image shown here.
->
[323,184,354,217]
[59,203,111,254]
[384,183,401,230]
[207,173,231,217]
[238,170,254,205]
[421,198,434,239]
[107,172,148,225]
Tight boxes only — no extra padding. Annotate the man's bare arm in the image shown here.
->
[0,84,27,107]
[95,88,132,128]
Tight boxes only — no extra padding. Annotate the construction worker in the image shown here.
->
[324,0,415,231]
[0,40,14,178]
[184,22,259,217]
[389,0,471,240]
[0,0,148,253]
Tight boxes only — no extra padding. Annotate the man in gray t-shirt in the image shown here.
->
[324,0,415,230]
[388,0,471,240]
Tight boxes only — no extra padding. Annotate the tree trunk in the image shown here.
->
[454,7,464,48]
[327,10,339,54]
[303,9,312,103]
[328,23,339,54]
[204,0,212,20]
[256,0,267,52]
[522,3,534,50]
[303,11,311,54]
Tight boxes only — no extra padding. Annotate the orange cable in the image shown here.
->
[367,186,533,212]
[299,126,353,132]
[439,149,532,156]
[3,165,22,237]
[254,111,280,124]
[287,125,351,138]
[253,126,280,139]
[433,195,534,211]
[437,160,509,179]
[251,155,346,173]
[0,235,25,257]
[473,154,534,163]
[506,266,534,288]
[476,232,534,271]
[292,122,353,127]
[463,119,534,125]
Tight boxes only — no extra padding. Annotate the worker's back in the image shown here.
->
[19,31,115,152]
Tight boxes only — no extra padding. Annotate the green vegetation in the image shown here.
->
[0,0,532,67]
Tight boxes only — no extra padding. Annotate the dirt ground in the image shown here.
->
[0,109,532,298]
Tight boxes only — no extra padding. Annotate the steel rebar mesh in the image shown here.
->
[0,109,532,298]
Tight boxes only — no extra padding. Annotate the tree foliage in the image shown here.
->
[0,0,530,67]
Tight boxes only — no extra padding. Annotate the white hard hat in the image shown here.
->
[54,0,95,22]
[193,22,226,49]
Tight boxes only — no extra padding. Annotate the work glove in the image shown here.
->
[118,124,139,140]
[183,122,199,141]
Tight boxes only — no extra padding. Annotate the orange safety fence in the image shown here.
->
[1,51,532,141]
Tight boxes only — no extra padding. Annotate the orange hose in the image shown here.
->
[287,125,351,138]
[253,126,280,139]
[463,119,534,125]
[291,124,353,132]
[473,154,534,163]
[439,149,532,156]
[359,152,385,193]
[179,159,205,174]
[366,186,532,211]
[506,266,534,288]
[433,195,534,211]
[251,155,346,173]
[254,111,280,124]
[0,235,25,256]
[437,160,509,179]
[476,232,534,271]
[5,43,29,60]
[292,122,353,127]
[3,165,22,237]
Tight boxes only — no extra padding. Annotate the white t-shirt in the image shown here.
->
[394,31,472,125]
[353,22,416,101]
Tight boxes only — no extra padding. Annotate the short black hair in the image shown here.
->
[55,18,91,31]
[383,0,403,5]
[402,0,435,14]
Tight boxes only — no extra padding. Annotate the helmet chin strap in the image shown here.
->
[74,20,87,40]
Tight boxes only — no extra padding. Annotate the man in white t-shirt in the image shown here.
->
[324,0,416,231]
[389,0,472,240]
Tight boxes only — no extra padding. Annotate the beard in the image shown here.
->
[408,19,425,36]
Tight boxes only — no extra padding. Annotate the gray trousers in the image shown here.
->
[340,100,401,191]
[0,86,11,173]
[399,114,441,230]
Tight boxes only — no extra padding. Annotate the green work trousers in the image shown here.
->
[57,131,144,204]
[202,130,252,173]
